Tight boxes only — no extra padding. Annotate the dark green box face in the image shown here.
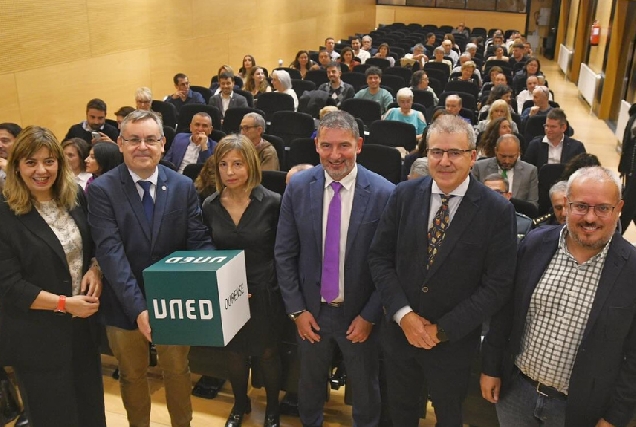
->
[143,250,250,346]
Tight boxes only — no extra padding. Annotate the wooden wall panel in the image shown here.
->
[0,74,22,125]
[375,5,527,33]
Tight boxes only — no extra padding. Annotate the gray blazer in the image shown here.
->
[471,157,539,207]
[208,92,248,116]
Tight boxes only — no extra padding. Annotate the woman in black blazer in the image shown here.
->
[0,126,106,427]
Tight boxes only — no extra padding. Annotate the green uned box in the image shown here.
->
[143,250,250,346]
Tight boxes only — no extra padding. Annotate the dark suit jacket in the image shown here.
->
[87,163,213,330]
[522,135,586,171]
[368,176,518,360]
[64,122,119,146]
[208,92,249,116]
[275,165,395,325]
[0,192,96,368]
[471,157,539,207]
[482,226,636,427]
[162,133,217,171]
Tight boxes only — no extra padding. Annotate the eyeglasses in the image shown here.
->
[239,125,258,131]
[121,136,163,147]
[567,201,616,218]
[135,99,151,104]
[427,148,473,160]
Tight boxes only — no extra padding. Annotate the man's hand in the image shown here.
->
[399,312,437,349]
[595,419,615,427]
[530,105,540,116]
[66,295,100,318]
[81,266,102,298]
[480,374,501,403]
[93,132,114,144]
[295,311,321,343]
[346,315,373,343]
[172,90,187,101]
[193,132,208,150]
[137,310,152,342]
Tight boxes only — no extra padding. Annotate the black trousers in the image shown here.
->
[14,317,106,427]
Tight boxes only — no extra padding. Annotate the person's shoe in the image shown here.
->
[263,412,280,427]
[225,398,251,427]
[15,411,29,427]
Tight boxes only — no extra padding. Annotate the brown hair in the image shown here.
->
[213,134,262,193]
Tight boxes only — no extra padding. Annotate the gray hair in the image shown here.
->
[460,52,471,60]
[484,173,509,193]
[121,110,164,137]
[193,112,212,123]
[414,43,425,51]
[533,85,550,98]
[318,110,360,140]
[244,112,266,129]
[496,133,521,149]
[426,114,476,149]
[566,167,622,201]
[135,87,152,102]
[363,35,372,42]
[396,87,413,100]
[446,94,463,107]
[434,46,445,54]
[272,69,292,90]
[466,43,477,51]
[410,158,429,177]
[549,180,568,198]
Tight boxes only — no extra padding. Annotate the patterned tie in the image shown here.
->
[427,194,453,269]
[321,181,343,303]
[137,180,154,225]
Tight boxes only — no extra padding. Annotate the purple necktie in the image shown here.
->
[321,181,342,303]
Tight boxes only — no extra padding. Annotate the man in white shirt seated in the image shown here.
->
[325,37,341,60]
[351,37,370,64]
[163,113,217,173]
[516,76,552,114]
[208,72,248,118]
[442,40,459,66]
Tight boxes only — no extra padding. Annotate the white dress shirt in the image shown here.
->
[321,164,358,303]
[499,166,514,195]
[129,167,159,201]
[178,136,202,173]
[354,49,370,64]
[542,136,564,164]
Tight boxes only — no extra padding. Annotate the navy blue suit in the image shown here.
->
[87,163,213,329]
[482,226,636,427]
[275,164,394,427]
[369,176,518,426]
[522,135,586,171]
[163,133,216,172]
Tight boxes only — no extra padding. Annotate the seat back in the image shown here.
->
[381,74,407,96]
[177,104,222,133]
[151,100,178,129]
[274,67,302,80]
[523,115,547,145]
[255,92,295,122]
[384,66,412,83]
[291,79,316,99]
[288,138,320,167]
[413,90,436,108]
[261,170,287,195]
[341,72,367,92]
[367,120,417,151]
[222,107,266,134]
[537,164,566,215]
[234,89,254,108]
[190,85,213,104]
[439,91,477,112]
[340,99,382,129]
[357,144,402,184]
[163,126,176,153]
[444,80,479,99]
[262,133,287,171]
[269,111,315,147]
[304,69,330,87]
[366,57,391,69]
[182,163,204,182]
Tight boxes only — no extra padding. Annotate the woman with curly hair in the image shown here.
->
[244,66,271,100]
[478,116,514,157]
[238,55,256,80]
[289,50,315,79]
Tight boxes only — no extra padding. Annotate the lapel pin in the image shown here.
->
[162,186,167,191]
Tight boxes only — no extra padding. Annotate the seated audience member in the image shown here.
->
[0,122,22,191]
[485,66,504,84]
[451,60,478,85]
[317,62,355,108]
[402,43,428,69]
[512,56,543,93]
[520,85,553,122]
[487,45,509,62]
[516,75,540,113]
[290,50,316,79]
[432,46,453,73]
[238,54,256,80]
[62,138,92,189]
[350,37,370,64]
[134,87,153,111]
[408,157,429,180]
[310,106,340,138]
[240,112,280,171]
[208,72,248,118]
[324,36,340,60]
[166,73,206,114]
[362,34,377,55]
[472,134,538,207]
[441,39,459,65]
[354,67,394,114]
[245,66,271,100]
[482,173,532,241]
[533,180,568,227]
[452,22,470,38]
[475,99,519,137]
[465,43,478,59]
[312,49,332,71]
[115,106,135,129]
[194,156,216,204]
[560,152,601,180]
[374,43,395,67]
[445,94,471,125]
[285,163,314,185]
[401,109,450,181]
[84,142,124,188]
[523,108,586,170]
[424,33,437,55]
[445,33,460,51]
[479,84,514,115]
[505,31,522,51]
[486,33,506,57]
[523,40,533,56]
[479,116,514,158]
[65,98,119,145]
[410,71,439,106]
[383,88,427,142]
[210,65,240,93]
[452,54,482,85]
[163,112,217,174]
[339,47,360,72]
[270,69,298,111]
[508,42,528,69]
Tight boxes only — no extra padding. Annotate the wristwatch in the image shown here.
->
[436,326,449,343]
[54,295,67,315]
[289,310,305,321]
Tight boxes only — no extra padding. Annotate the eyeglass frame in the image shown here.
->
[567,200,617,218]
[426,148,474,160]
[120,135,164,147]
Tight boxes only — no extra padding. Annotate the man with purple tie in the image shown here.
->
[275,111,394,427]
